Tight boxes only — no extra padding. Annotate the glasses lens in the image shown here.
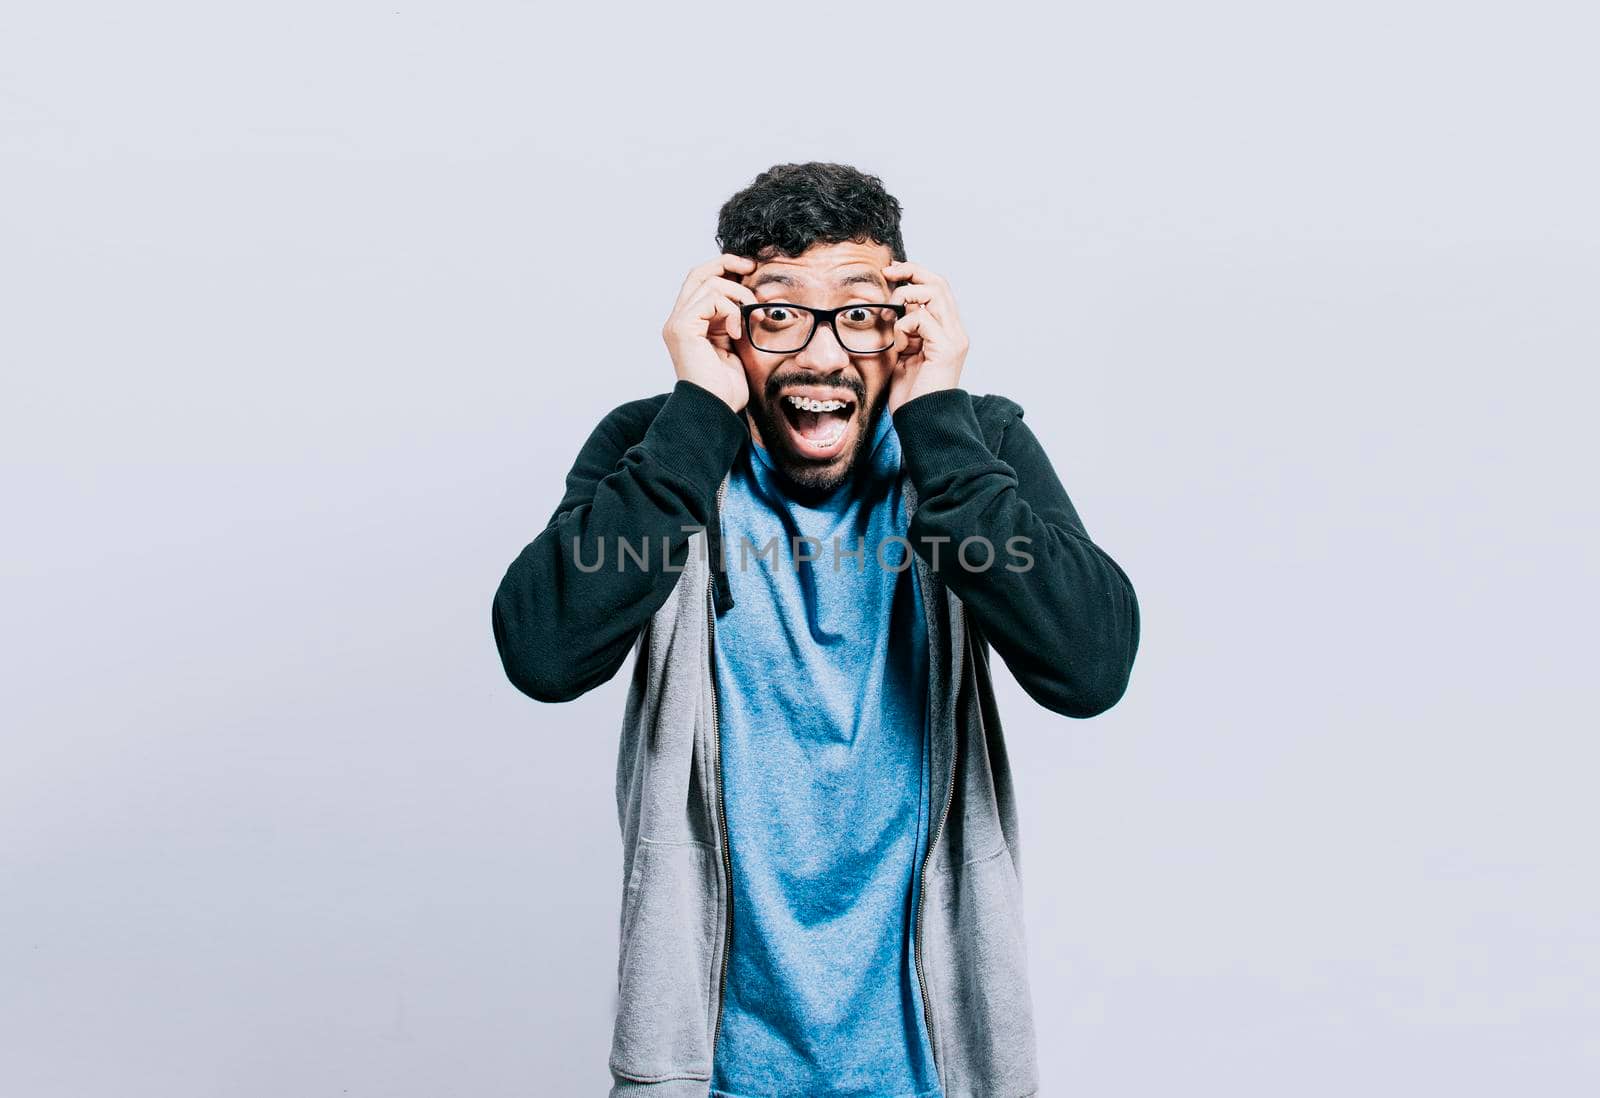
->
[747,305,815,353]
[835,305,899,354]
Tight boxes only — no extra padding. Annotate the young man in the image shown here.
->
[492,162,1140,1098]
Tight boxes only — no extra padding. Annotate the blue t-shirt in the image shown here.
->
[708,407,941,1098]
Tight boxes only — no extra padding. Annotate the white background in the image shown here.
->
[3,2,1596,1094]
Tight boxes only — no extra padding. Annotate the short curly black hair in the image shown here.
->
[715,161,906,264]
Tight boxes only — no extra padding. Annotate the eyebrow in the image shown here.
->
[752,270,889,294]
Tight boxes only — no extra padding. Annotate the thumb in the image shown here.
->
[893,310,923,354]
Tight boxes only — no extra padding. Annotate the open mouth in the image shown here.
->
[776,389,858,461]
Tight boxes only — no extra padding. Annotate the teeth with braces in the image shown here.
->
[785,394,850,412]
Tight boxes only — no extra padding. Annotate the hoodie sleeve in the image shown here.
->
[891,388,1140,718]
[492,379,748,703]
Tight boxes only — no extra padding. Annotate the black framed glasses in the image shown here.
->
[738,301,907,355]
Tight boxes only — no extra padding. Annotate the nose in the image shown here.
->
[793,318,850,372]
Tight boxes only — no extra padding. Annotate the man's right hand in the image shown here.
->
[661,253,758,414]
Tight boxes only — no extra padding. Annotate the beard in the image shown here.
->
[744,370,885,497]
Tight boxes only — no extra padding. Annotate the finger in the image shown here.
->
[882,260,949,292]
[683,281,756,340]
[687,253,757,291]
[891,281,935,301]
[676,253,758,311]
[891,283,950,327]
[894,309,929,338]
[705,275,758,307]
[886,263,956,322]
[890,283,937,310]
[720,286,752,340]
[893,329,923,360]
[699,287,744,342]
[674,259,743,312]
[892,309,928,355]
[678,272,759,317]
[671,286,733,342]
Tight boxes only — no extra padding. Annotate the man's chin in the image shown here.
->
[768,420,870,494]
[771,450,853,493]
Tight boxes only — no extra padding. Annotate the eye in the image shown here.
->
[753,305,802,328]
[839,305,891,328]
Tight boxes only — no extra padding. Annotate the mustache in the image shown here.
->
[762,372,866,404]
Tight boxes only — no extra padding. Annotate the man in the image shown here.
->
[492,162,1139,1098]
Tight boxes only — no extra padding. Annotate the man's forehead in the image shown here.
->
[751,267,889,294]
[749,268,888,292]
[745,240,893,292]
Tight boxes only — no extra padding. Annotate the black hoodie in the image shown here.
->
[493,379,1139,717]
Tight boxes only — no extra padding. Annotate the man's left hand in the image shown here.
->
[884,260,969,414]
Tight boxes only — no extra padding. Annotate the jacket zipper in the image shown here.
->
[913,595,963,1077]
[707,478,734,1063]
